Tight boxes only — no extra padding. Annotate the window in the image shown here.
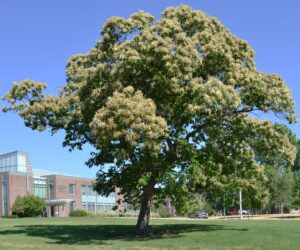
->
[33,178,47,198]
[81,185,87,195]
[87,185,94,196]
[69,184,76,195]
[97,204,103,211]
[70,201,76,212]
[87,202,95,211]
[103,203,113,211]
[82,202,87,211]
[34,183,47,198]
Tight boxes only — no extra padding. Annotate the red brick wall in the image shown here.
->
[47,175,93,217]
[46,176,123,216]
[0,171,123,217]
[8,173,34,215]
[0,172,34,215]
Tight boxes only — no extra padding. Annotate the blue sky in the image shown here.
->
[0,0,299,177]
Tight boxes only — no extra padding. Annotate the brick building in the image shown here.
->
[0,151,122,217]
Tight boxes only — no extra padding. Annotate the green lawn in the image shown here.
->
[0,217,299,249]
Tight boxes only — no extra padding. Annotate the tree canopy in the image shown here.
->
[2,5,297,234]
[293,140,300,172]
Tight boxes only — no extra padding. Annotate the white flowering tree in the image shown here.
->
[3,5,297,235]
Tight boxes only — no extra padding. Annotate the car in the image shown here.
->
[188,210,209,219]
[229,208,238,215]
[228,208,248,216]
[238,210,248,215]
[290,209,300,214]
[196,210,208,219]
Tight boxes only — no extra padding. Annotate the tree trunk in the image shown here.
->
[135,182,154,236]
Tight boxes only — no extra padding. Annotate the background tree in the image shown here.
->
[268,167,294,213]
[291,140,300,209]
[292,170,300,209]
[292,140,300,172]
[2,5,297,234]
[172,193,209,216]
[260,125,298,213]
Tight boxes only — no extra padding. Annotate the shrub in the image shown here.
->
[150,212,160,218]
[69,210,89,217]
[92,211,139,218]
[12,196,25,216]
[23,195,46,217]
[12,195,46,217]
[96,212,118,217]
[1,215,18,218]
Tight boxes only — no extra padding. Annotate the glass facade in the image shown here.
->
[0,152,30,173]
[81,185,116,212]
[33,177,47,198]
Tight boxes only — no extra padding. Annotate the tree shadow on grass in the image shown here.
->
[0,223,248,246]
[272,215,300,219]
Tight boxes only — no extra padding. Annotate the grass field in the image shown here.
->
[0,217,300,249]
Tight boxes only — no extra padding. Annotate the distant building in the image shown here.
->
[0,151,122,217]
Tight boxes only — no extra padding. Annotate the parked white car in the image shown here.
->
[238,210,248,215]
[290,209,300,214]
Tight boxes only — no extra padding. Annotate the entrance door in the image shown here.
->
[51,206,55,217]
[70,202,76,212]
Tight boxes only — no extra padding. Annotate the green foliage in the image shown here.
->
[96,212,119,217]
[84,211,139,218]
[12,195,46,217]
[23,195,46,217]
[293,140,300,172]
[172,193,208,216]
[11,195,25,216]
[292,170,300,208]
[290,139,300,209]
[2,5,297,230]
[1,215,18,218]
[268,167,294,212]
[202,202,213,215]
[69,210,89,217]
[257,125,299,212]
[242,185,269,210]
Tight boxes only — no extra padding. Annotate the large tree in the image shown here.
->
[2,5,297,234]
